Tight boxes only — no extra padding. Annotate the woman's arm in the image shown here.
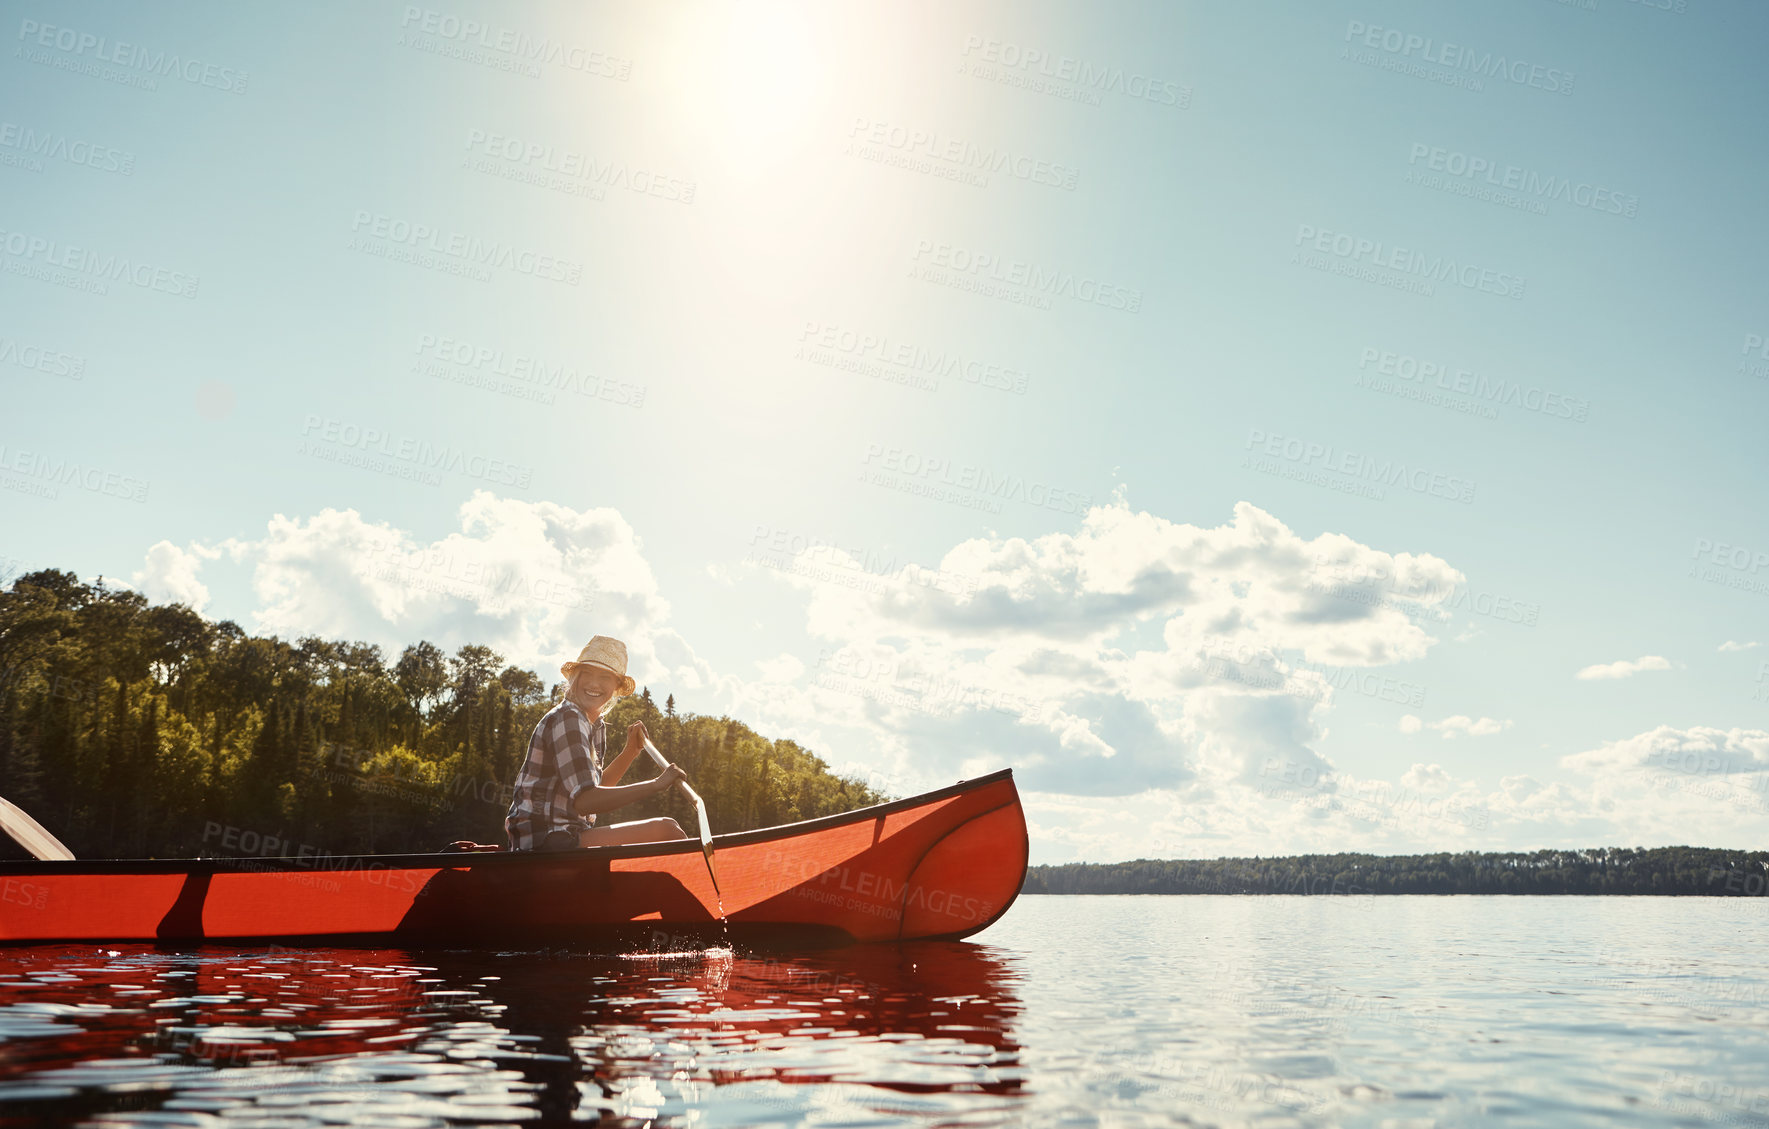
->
[569,771,678,817]
[599,722,649,786]
[569,718,683,815]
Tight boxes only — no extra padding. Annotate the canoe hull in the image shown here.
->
[0,770,1027,947]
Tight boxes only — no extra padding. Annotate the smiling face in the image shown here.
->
[569,665,621,715]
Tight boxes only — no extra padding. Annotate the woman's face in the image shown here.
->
[572,667,620,712]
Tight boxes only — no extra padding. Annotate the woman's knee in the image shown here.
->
[627,817,685,844]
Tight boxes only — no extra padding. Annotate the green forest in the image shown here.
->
[0,569,888,860]
[1025,847,1769,897]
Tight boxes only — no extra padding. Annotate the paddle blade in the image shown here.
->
[682,783,719,894]
[701,841,721,897]
[0,795,75,861]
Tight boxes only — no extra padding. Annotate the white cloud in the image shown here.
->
[1575,655,1672,681]
[1401,714,1513,738]
[132,491,709,692]
[736,498,1460,800]
[132,540,219,610]
[1561,726,1769,775]
[1499,774,1543,803]
[1400,762,1455,792]
[754,653,805,682]
[1547,726,1769,847]
[151,490,1769,861]
[1719,640,1761,653]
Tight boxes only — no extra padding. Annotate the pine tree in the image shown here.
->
[496,696,518,783]
[665,693,675,718]
[6,736,44,810]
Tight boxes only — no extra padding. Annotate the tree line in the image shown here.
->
[0,569,888,859]
[1024,847,1769,896]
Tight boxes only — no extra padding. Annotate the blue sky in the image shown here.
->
[4,0,1766,863]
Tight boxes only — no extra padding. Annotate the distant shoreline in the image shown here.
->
[1023,847,1769,898]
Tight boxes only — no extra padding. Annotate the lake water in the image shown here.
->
[0,896,1764,1127]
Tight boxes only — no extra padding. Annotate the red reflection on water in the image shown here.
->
[0,940,1025,1125]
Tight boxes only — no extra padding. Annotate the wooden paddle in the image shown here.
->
[642,738,720,899]
[0,795,75,861]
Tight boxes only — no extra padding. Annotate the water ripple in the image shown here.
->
[0,898,1764,1126]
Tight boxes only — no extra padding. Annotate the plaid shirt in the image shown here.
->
[505,699,606,850]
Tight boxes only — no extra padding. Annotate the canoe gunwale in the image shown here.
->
[0,768,1018,876]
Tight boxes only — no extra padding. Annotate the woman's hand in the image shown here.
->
[625,720,649,753]
[651,763,687,795]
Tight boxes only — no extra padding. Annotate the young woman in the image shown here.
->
[504,635,688,850]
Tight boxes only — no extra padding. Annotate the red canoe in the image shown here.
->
[0,769,1027,947]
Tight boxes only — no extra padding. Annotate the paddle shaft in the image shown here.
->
[0,795,75,861]
[642,738,720,898]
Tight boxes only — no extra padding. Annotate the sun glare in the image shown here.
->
[719,5,819,140]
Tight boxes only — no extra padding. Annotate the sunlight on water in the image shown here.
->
[0,897,1764,1127]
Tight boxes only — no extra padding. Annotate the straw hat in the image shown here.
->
[561,636,636,697]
